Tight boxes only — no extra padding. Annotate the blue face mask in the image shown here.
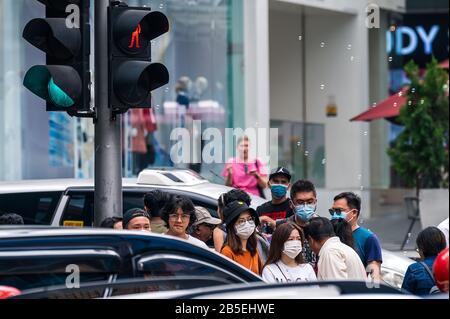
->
[294,204,316,221]
[271,184,288,199]
[330,212,346,221]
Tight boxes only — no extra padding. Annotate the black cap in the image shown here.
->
[269,167,292,181]
[223,201,259,228]
[123,208,150,229]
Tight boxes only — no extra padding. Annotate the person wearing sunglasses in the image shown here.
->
[330,192,383,282]
[221,201,262,275]
[161,195,208,249]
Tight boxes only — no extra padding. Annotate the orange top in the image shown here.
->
[221,245,262,275]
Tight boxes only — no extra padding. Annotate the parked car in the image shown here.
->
[128,281,418,300]
[11,280,416,300]
[0,227,263,295]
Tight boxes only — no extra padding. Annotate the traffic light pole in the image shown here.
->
[94,0,123,226]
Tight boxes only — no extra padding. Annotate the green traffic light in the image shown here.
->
[48,77,74,107]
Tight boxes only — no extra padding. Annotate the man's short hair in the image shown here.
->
[290,180,317,199]
[304,217,335,242]
[160,195,196,227]
[144,190,172,218]
[100,217,122,229]
[333,192,361,216]
[122,208,150,229]
[0,213,24,225]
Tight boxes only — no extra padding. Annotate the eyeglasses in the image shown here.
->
[169,213,191,221]
[236,216,255,226]
[329,208,344,216]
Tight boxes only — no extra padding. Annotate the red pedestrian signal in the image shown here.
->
[109,4,169,112]
[129,24,142,49]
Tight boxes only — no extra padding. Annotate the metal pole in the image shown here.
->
[94,0,123,226]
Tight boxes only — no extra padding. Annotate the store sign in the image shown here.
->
[387,14,448,69]
[387,26,440,56]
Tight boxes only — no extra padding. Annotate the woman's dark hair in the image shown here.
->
[304,217,335,242]
[0,213,24,225]
[144,190,172,218]
[331,218,355,249]
[416,227,447,258]
[218,189,252,222]
[224,214,258,257]
[160,195,196,227]
[219,189,252,208]
[264,223,305,269]
[100,217,123,229]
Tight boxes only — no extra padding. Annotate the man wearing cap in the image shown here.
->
[257,167,293,231]
[123,208,151,232]
[190,206,222,247]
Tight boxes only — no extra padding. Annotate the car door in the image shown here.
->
[107,253,246,296]
[59,190,94,227]
[0,248,121,292]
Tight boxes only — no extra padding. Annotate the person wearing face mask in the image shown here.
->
[330,192,383,281]
[262,223,317,283]
[260,180,319,269]
[257,167,293,234]
[221,201,262,275]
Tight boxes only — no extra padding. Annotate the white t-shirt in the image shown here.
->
[438,218,449,247]
[262,261,317,283]
[186,235,209,249]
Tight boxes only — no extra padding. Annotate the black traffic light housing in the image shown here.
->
[22,0,91,117]
[109,3,169,114]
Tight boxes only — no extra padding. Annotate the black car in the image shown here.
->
[0,227,263,297]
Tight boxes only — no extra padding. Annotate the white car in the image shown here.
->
[0,169,265,227]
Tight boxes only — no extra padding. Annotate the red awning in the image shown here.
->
[439,59,449,69]
[350,87,408,122]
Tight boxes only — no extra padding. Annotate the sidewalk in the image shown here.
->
[362,213,422,255]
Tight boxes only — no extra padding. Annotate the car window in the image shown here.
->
[0,273,110,291]
[61,193,93,227]
[0,192,62,225]
[136,255,243,284]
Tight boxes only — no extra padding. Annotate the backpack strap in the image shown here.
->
[419,261,436,282]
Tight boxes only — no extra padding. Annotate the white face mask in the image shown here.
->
[235,220,256,240]
[283,240,303,259]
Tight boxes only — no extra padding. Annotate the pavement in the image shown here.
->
[362,213,423,257]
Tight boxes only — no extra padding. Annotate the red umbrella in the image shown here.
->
[439,59,449,69]
[350,87,408,122]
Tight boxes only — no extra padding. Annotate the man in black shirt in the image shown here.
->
[257,167,293,228]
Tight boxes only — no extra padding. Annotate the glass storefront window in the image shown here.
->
[0,0,244,181]
[271,120,325,188]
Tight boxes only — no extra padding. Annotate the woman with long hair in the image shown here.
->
[262,223,317,283]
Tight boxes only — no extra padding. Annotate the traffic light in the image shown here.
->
[22,0,91,116]
[110,3,170,113]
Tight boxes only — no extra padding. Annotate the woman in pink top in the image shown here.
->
[222,136,268,197]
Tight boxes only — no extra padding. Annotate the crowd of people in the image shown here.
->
[86,165,449,296]
[0,161,448,296]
